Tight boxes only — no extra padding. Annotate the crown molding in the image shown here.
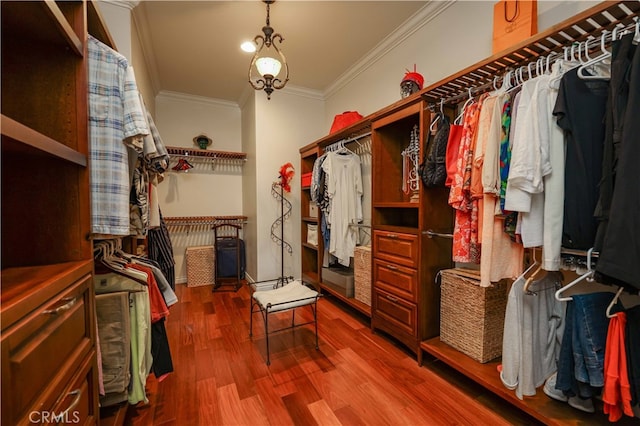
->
[157,90,240,109]
[324,0,455,99]
[99,0,140,11]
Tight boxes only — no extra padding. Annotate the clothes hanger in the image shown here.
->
[454,88,475,125]
[606,286,625,318]
[555,248,596,302]
[523,248,545,295]
[577,32,611,80]
[429,100,444,132]
[520,249,542,295]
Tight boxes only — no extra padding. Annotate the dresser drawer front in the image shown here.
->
[373,259,418,302]
[1,274,93,425]
[373,231,418,268]
[47,353,98,426]
[373,289,417,337]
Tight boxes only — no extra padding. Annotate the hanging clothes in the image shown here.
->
[479,92,524,287]
[449,98,483,263]
[88,35,149,236]
[501,272,564,400]
[594,34,636,251]
[147,209,176,290]
[596,35,640,291]
[322,150,363,266]
[542,61,568,271]
[553,68,609,251]
[603,310,634,422]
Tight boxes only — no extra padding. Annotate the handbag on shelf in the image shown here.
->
[419,113,450,188]
[492,0,538,54]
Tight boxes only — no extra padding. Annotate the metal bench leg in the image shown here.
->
[265,309,271,366]
[313,303,319,350]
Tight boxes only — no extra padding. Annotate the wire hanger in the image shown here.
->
[555,248,596,302]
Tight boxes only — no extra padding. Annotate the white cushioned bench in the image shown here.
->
[249,280,320,365]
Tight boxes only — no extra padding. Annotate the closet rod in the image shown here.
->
[426,18,638,109]
[324,131,372,152]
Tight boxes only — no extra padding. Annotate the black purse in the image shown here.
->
[419,113,450,188]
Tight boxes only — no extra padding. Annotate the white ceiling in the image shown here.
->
[133,1,429,103]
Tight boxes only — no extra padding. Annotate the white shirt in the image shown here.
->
[322,151,363,266]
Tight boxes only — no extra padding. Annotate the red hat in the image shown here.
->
[402,65,424,89]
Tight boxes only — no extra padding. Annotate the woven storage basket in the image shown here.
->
[186,245,215,287]
[354,245,371,306]
[439,268,507,363]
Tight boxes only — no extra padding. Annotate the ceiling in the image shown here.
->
[132,1,429,104]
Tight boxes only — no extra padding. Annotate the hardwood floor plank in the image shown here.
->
[196,377,221,425]
[281,391,319,426]
[253,376,295,426]
[307,399,344,426]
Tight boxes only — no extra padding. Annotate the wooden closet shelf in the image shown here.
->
[166,146,247,161]
[419,1,640,105]
[164,215,247,227]
[1,115,87,166]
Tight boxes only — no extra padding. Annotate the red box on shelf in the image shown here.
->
[301,172,312,187]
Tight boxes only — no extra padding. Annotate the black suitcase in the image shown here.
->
[216,238,246,278]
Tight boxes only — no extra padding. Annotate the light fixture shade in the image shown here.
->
[256,56,281,77]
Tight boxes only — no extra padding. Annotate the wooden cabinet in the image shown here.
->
[371,98,453,360]
[299,119,373,317]
[1,2,113,424]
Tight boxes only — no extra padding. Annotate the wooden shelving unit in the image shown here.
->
[1,1,108,424]
[421,338,639,426]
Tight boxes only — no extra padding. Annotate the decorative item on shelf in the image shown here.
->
[329,111,363,134]
[193,134,212,150]
[492,0,538,54]
[248,0,289,100]
[400,64,424,99]
[401,124,421,202]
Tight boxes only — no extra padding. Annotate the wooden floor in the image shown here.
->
[119,283,546,426]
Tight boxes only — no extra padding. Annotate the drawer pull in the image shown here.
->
[59,389,83,418]
[386,264,398,271]
[42,297,77,315]
[386,234,398,239]
[386,295,399,303]
[424,229,454,239]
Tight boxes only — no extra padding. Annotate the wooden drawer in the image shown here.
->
[373,230,418,268]
[1,274,93,426]
[373,258,418,302]
[46,352,98,426]
[372,288,417,337]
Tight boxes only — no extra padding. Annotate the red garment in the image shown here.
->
[127,263,169,323]
[445,123,463,187]
[449,99,483,263]
[603,311,634,422]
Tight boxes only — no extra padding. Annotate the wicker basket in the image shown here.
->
[186,245,215,287]
[354,245,371,306]
[439,268,507,363]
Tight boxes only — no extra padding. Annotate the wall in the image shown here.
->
[324,0,599,127]
[249,90,325,282]
[155,92,243,283]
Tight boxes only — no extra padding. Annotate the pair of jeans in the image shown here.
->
[556,292,612,398]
